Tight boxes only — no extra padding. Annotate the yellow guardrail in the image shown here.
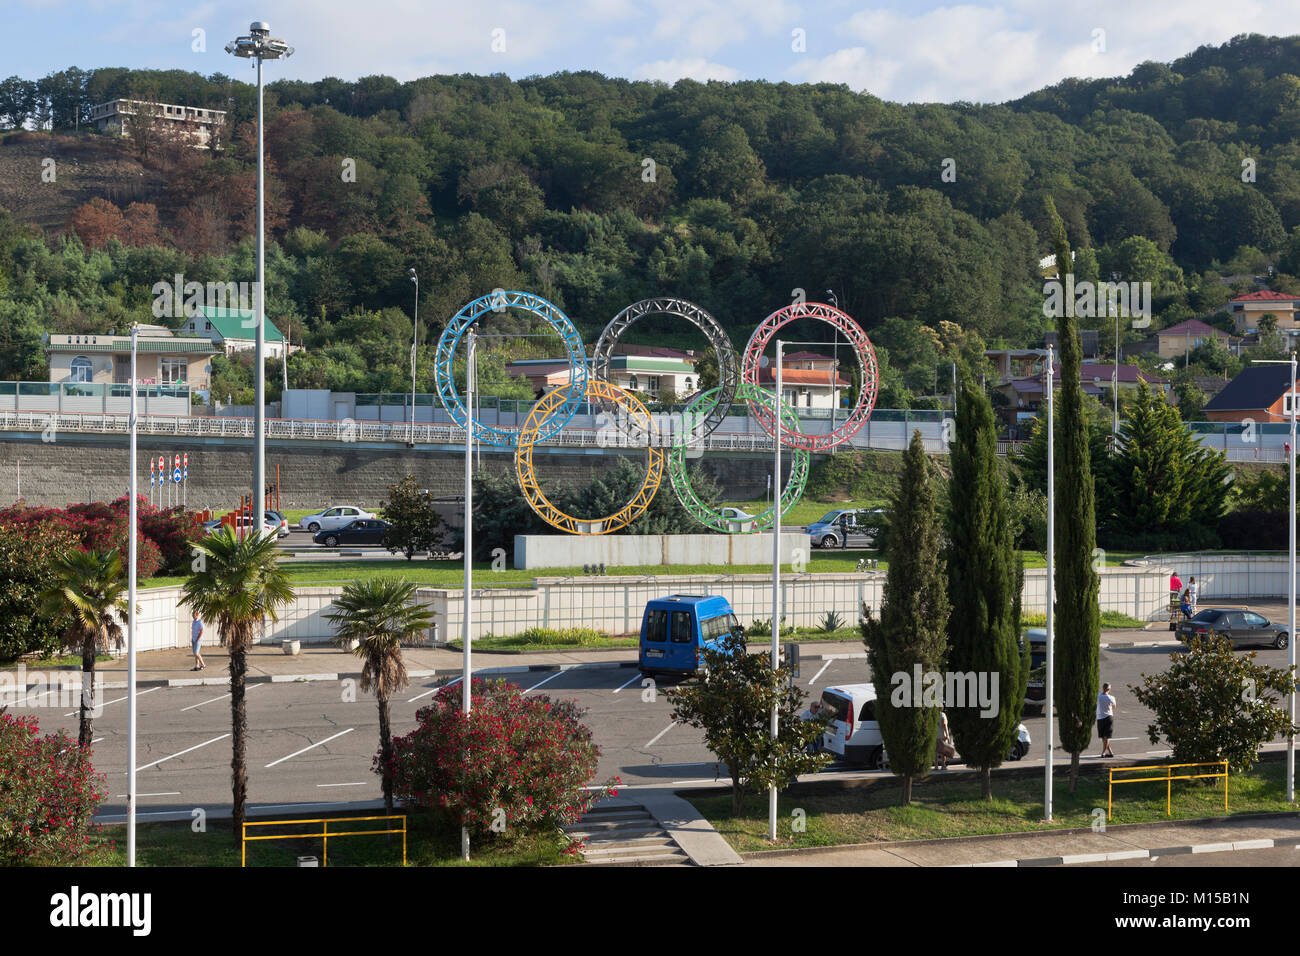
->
[241,815,407,867]
[1107,761,1228,820]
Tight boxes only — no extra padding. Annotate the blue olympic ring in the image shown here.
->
[434,291,588,447]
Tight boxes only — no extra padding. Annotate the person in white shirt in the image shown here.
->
[1096,682,1116,757]
[1188,577,1198,613]
[190,610,206,671]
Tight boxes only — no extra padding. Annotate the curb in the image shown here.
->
[1101,640,1180,649]
[54,649,868,691]
[957,836,1298,867]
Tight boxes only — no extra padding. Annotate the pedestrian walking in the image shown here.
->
[190,609,206,671]
[1188,576,1198,613]
[934,711,958,770]
[1097,682,1116,757]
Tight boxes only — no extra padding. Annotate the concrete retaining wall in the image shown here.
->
[0,434,786,508]
[126,564,1171,652]
[1128,553,1294,600]
[514,533,806,569]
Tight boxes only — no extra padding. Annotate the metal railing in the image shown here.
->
[1107,760,1229,819]
[240,814,407,867]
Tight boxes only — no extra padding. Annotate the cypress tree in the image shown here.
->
[861,429,950,805]
[1046,197,1101,792]
[945,368,1027,800]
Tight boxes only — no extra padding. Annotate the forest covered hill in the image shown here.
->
[3,32,1300,405]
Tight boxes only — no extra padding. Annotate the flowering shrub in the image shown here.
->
[0,521,79,660]
[388,678,617,843]
[0,712,108,864]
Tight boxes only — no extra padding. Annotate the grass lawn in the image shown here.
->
[87,808,577,867]
[1020,610,1147,629]
[688,759,1292,853]
[0,654,112,670]
[140,548,1149,591]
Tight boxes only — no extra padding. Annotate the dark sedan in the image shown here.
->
[1176,608,1289,650]
[312,518,391,548]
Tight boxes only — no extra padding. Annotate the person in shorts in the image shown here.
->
[191,610,206,671]
[1097,682,1116,757]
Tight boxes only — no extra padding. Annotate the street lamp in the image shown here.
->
[227,20,293,519]
[409,267,418,445]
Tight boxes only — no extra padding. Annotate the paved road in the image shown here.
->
[16,628,1294,819]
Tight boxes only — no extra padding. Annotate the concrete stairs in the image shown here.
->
[565,799,691,866]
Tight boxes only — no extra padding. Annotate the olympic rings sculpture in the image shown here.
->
[667,383,810,533]
[515,380,663,534]
[434,291,586,447]
[437,293,879,535]
[742,302,879,453]
[592,297,739,446]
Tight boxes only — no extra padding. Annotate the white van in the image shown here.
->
[815,682,1033,767]
[817,683,886,768]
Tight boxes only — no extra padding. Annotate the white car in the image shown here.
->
[298,506,375,533]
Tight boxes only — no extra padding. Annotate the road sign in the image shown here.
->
[173,467,182,482]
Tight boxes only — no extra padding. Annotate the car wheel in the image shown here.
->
[308,522,321,533]
[820,535,836,548]
[869,746,886,770]
[1276,632,1290,650]
[324,535,338,547]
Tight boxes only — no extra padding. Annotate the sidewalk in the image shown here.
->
[26,640,868,689]
[741,813,1300,867]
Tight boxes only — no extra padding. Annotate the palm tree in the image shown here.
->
[41,548,130,749]
[182,526,294,836]
[324,578,434,813]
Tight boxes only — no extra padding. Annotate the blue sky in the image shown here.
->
[9,0,1300,104]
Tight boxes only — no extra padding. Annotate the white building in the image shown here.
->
[90,99,227,149]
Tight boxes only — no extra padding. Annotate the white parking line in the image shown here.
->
[317,782,369,788]
[524,671,563,693]
[265,728,354,768]
[408,676,460,703]
[613,673,640,693]
[646,721,678,748]
[65,686,161,717]
[133,733,230,773]
[809,660,833,685]
[180,683,261,712]
[115,792,180,798]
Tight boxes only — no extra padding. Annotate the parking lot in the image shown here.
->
[15,620,1297,819]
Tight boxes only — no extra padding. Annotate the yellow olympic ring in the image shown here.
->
[515,380,664,534]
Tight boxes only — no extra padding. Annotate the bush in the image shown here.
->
[499,627,607,647]
[1129,635,1298,772]
[380,475,448,560]
[1217,510,1286,550]
[388,678,615,843]
[0,713,108,864]
[0,520,78,661]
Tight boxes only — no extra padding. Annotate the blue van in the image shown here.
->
[638,594,741,678]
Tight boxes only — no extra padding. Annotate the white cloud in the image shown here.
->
[633,57,741,83]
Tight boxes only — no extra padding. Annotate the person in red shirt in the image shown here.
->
[1170,571,1182,594]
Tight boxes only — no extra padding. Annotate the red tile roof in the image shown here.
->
[1231,290,1296,301]
[756,367,850,387]
[1156,319,1225,337]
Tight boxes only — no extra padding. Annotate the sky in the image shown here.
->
[8,0,1300,104]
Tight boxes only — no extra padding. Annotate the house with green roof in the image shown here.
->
[45,326,217,389]
[181,306,287,359]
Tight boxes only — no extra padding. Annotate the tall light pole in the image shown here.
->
[408,268,418,445]
[227,21,293,521]
[770,340,783,843]
[462,330,476,859]
[1044,346,1055,821]
[127,324,139,865]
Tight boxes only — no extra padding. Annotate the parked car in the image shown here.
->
[265,510,290,537]
[313,518,391,548]
[638,594,742,679]
[298,506,375,533]
[807,508,885,549]
[1176,608,1289,650]
[207,515,279,539]
[815,683,1032,767]
[1022,628,1047,715]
